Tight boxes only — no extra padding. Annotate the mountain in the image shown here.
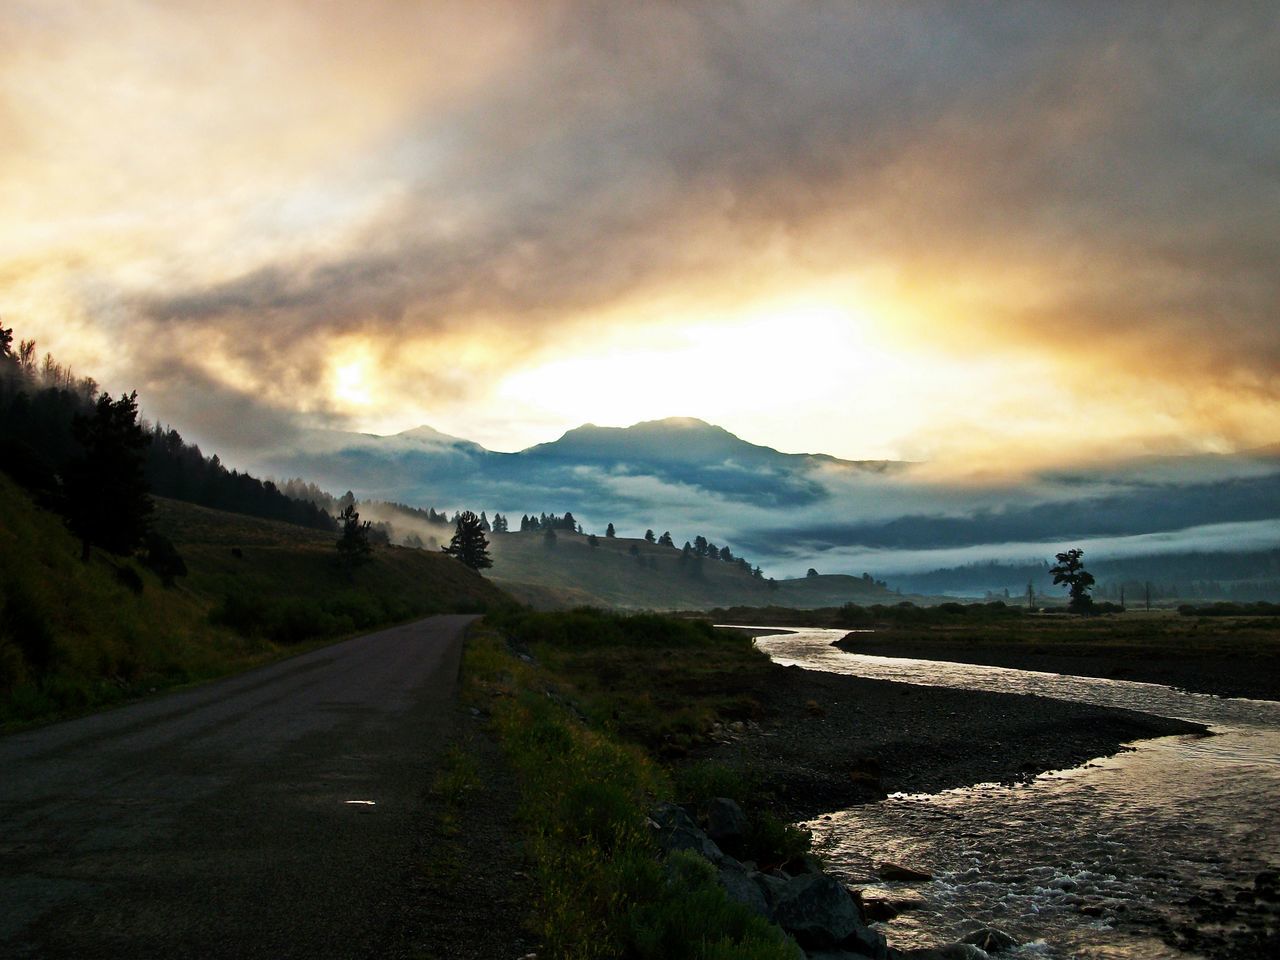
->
[250,416,898,518]
[245,418,1280,596]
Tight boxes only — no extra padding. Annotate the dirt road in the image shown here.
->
[1,614,475,959]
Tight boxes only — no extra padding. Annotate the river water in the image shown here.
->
[750,628,1280,959]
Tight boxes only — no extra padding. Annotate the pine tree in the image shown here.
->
[444,511,493,570]
[64,391,153,561]
[335,503,373,573]
[606,523,616,538]
[658,531,674,547]
[644,529,656,543]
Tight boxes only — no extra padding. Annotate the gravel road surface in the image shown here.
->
[1,614,476,959]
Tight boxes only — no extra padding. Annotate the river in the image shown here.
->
[749,628,1280,959]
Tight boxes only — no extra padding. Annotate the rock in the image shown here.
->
[771,872,886,957]
[718,860,770,918]
[878,862,933,883]
[784,853,827,877]
[755,871,790,917]
[852,889,926,922]
[960,927,1019,953]
[706,797,750,851]
[651,802,698,833]
[650,803,729,865]
[895,946,987,960]
[1255,870,1280,901]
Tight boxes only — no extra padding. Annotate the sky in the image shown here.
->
[3,1,1278,471]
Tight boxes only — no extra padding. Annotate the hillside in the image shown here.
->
[0,473,508,725]
[485,529,897,610]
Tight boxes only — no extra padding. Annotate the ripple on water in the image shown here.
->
[746,628,1280,959]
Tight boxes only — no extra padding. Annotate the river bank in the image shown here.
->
[831,629,1280,702]
[687,656,1202,822]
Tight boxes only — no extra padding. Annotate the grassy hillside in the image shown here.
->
[486,530,897,610]
[0,474,508,725]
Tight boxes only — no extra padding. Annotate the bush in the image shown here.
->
[0,582,57,677]
[113,564,144,596]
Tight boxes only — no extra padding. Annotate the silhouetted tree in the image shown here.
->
[336,503,373,573]
[719,546,733,562]
[64,391,153,561]
[479,511,491,532]
[807,568,819,578]
[606,522,616,538]
[658,531,674,547]
[444,510,493,570]
[694,535,708,556]
[1050,548,1095,612]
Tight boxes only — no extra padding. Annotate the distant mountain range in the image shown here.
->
[244,417,1280,598]
[252,416,898,514]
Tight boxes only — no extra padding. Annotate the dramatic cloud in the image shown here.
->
[2,1,1277,464]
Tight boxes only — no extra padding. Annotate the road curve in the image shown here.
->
[0,614,477,959]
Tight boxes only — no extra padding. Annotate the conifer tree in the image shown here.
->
[64,391,153,561]
[335,503,373,574]
[444,511,493,570]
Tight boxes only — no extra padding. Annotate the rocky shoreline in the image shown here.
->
[664,657,1206,958]
[653,796,1018,959]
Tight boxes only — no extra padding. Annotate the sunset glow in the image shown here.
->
[2,1,1276,469]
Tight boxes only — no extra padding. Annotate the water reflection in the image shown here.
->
[746,628,1280,958]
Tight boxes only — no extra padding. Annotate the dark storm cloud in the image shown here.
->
[131,2,1279,400]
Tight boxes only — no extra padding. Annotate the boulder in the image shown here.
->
[852,889,926,922]
[894,946,987,960]
[877,862,933,883]
[706,797,750,851]
[784,853,827,877]
[650,803,728,865]
[959,928,1018,953]
[754,870,791,917]
[718,860,770,918]
[771,872,887,957]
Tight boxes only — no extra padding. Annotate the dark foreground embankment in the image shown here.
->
[692,660,1202,822]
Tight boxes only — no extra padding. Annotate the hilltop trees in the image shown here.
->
[1050,548,1095,612]
[335,503,373,574]
[64,391,153,562]
[444,510,493,571]
[606,523,616,538]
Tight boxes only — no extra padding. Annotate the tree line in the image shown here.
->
[1,323,336,561]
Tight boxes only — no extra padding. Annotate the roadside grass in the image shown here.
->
[464,616,802,960]
[431,744,481,837]
[0,474,510,728]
